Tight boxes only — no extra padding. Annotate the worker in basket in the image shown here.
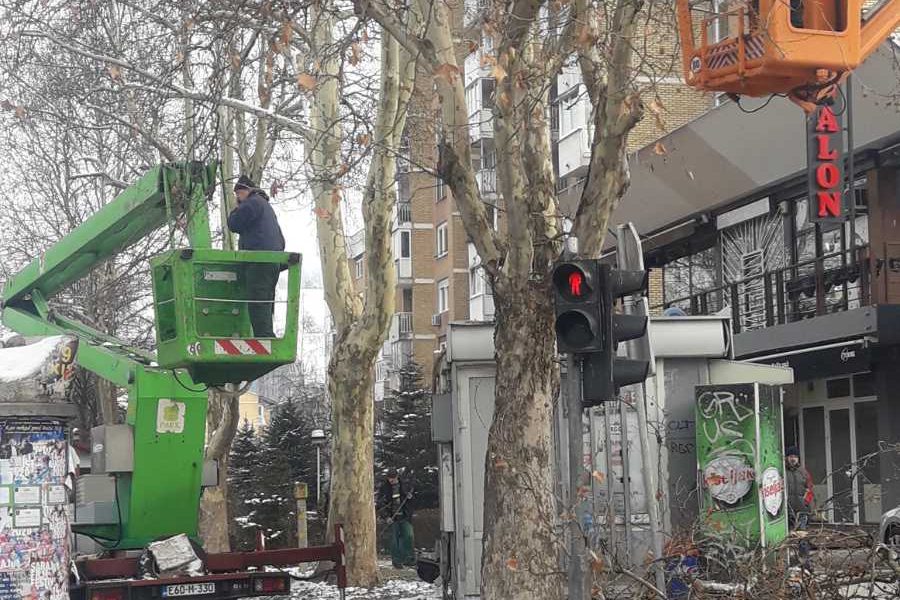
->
[227,175,286,339]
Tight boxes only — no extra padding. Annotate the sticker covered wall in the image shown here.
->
[0,418,70,600]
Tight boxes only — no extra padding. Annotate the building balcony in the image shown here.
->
[476,168,497,197]
[390,312,414,339]
[396,257,412,281]
[394,202,412,227]
[346,229,365,258]
[557,127,591,180]
[469,292,495,322]
[653,246,873,336]
[469,108,493,141]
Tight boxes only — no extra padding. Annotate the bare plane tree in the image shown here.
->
[355,0,682,597]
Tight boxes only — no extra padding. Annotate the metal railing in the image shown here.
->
[477,168,497,195]
[395,202,412,224]
[396,312,414,336]
[654,246,871,334]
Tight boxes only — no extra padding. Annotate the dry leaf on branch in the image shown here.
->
[592,470,605,484]
[330,186,343,205]
[314,207,332,219]
[107,65,122,80]
[296,73,317,91]
[356,133,371,146]
[280,21,293,47]
[653,141,667,156]
[349,42,362,66]
[506,558,519,571]
[433,63,460,84]
[14,106,27,120]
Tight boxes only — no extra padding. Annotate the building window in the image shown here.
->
[437,278,449,313]
[662,247,718,308]
[436,222,449,258]
[355,257,364,279]
[436,175,445,202]
[826,377,851,399]
[481,78,495,109]
[469,267,486,297]
[398,231,411,259]
[558,90,580,137]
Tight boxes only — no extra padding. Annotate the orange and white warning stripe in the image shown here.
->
[214,339,272,356]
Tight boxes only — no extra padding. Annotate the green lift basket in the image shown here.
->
[151,248,302,385]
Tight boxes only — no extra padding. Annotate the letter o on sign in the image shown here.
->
[816,163,840,189]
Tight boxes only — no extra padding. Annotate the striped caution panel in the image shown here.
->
[214,339,272,356]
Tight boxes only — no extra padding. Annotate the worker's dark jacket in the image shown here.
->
[786,463,815,518]
[227,190,285,251]
[378,479,413,521]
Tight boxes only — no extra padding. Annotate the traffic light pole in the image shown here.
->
[616,224,666,594]
[566,354,589,600]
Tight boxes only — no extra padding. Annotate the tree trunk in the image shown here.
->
[481,282,564,600]
[199,454,231,553]
[325,341,378,586]
[199,388,240,553]
[98,378,119,424]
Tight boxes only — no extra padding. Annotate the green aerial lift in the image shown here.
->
[1,162,346,599]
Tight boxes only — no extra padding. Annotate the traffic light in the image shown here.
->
[551,261,602,353]
[581,265,650,405]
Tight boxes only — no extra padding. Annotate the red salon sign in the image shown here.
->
[807,103,845,222]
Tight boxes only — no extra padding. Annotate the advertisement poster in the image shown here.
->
[695,384,787,548]
[0,418,69,600]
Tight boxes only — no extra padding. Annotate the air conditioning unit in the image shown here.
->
[431,313,442,327]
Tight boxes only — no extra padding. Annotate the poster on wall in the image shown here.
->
[0,418,69,600]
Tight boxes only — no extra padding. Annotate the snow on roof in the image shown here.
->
[0,335,69,382]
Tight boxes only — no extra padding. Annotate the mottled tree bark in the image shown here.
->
[308,1,416,585]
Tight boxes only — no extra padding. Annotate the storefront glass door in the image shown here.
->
[799,373,879,525]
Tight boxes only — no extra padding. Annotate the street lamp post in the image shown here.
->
[310,429,326,506]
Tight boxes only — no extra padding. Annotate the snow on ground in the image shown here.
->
[290,579,440,600]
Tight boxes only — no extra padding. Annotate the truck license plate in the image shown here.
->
[162,583,216,597]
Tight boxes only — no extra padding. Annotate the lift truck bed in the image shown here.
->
[71,526,347,600]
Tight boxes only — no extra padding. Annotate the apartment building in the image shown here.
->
[615,36,900,525]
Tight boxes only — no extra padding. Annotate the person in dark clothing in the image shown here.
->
[377,469,415,568]
[227,175,286,338]
[785,445,815,528]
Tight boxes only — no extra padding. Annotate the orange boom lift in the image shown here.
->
[676,0,900,111]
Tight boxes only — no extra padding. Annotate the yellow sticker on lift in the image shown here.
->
[157,399,186,434]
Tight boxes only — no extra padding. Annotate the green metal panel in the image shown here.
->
[74,367,209,549]
[152,248,301,384]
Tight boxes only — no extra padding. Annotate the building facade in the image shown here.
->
[621,41,900,525]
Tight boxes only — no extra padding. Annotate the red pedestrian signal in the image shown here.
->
[568,272,584,297]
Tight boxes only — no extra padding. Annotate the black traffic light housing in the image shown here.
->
[552,260,650,406]
[551,261,603,353]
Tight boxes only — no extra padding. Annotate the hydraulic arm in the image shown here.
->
[1,161,301,549]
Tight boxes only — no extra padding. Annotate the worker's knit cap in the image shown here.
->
[234,174,257,191]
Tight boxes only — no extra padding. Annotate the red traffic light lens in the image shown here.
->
[568,272,584,297]
[553,263,592,301]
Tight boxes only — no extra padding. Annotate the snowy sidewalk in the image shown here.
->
[290,579,439,600]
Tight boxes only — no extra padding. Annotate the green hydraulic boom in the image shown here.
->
[1,161,301,550]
